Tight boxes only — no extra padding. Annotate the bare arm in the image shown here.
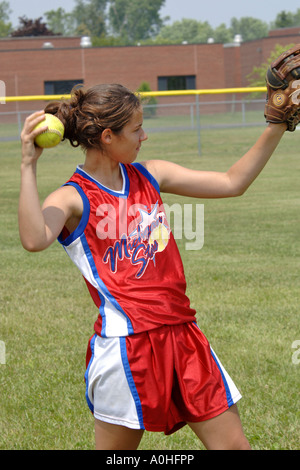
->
[143,123,286,198]
[18,111,82,252]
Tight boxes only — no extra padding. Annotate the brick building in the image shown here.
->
[0,27,299,113]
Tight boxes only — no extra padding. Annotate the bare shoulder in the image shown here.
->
[42,184,83,217]
[139,159,182,184]
[139,159,191,193]
[138,159,226,198]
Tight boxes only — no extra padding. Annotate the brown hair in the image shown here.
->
[44,84,141,151]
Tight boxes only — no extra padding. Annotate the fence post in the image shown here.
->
[190,103,194,129]
[242,100,246,124]
[196,94,201,156]
[17,110,22,136]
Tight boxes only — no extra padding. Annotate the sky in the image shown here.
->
[6,0,298,28]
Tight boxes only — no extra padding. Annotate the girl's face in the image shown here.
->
[108,107,148,163]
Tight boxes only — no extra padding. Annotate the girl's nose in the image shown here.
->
[141,129,148,141]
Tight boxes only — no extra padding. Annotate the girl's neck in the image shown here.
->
[82,149,123,191]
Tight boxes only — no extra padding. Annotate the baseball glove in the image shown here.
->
[264,44,300,131]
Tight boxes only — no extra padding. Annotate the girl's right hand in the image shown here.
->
[20,111,48,166]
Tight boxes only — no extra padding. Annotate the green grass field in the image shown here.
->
[0,125,299,450]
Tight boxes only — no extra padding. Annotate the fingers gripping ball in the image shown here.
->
[34,114,64,148]
[264,44,300,131]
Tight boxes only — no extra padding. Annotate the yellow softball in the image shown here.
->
[34,113,64,148]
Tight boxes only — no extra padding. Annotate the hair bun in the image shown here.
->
[44,84,141,151]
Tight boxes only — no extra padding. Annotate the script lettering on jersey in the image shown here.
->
[103,202,170,278]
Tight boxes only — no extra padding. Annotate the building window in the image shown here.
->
[44,79,83,95]
[158,75,196,91]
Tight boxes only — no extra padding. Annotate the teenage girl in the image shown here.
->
[19,84,286,450]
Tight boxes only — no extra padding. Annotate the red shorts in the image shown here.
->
[85,322,241,435]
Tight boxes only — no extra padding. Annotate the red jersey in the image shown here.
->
[58,163,196,337]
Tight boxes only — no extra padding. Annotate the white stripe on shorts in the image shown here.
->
[210,347,242,407]
[85,334,145,429]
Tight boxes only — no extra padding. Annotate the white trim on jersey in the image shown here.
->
[63,233,134,337]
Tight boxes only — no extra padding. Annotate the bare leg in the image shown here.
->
[188,404,251,450]
[94,418,144,450]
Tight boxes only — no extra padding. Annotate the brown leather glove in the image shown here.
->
[264,44,300,131]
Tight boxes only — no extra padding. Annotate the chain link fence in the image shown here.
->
[0,95,267,154]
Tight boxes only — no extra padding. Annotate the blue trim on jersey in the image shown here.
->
[57,181,90,246]
[119,337,145,430]
[97,290,107,337]
[210,348,234,407]
[84,334,96,414]
[132,162,160,194]
[80,233,134,337]
[75,164,130,198]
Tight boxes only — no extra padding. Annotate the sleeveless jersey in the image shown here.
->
[58,163,197,337]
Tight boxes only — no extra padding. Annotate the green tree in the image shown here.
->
[230,17,268,42]
[272,10,295,28]
[137,81,157,118]
[0,0,12,37]
[213,23,233,44]
[247,43,295,88]
[45,7,75,36]
[292,8,300,26]
[108,0,165,43]
[72,0,107,37]
[272,9,300,28]
[156,18,213,44]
